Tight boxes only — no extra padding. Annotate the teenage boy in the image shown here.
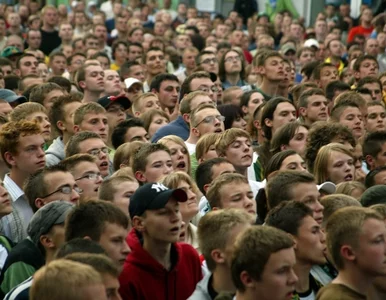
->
[29,82,66,113]
[61,154,103,201]
[252,50,285,101]
[150,73,180,114]
[65,131,111,178]
[0,120,46,243]
[311,63,339,90]
[266,201,326,299]
[46,95,83,166]
[23,164,81,212]
[111,118,149,150]
[365,102,386,133]
[9,102,52,145]
[65,200,130,271]
[329,101,364,141]
[132,93,161,117]
[317,207,386,299]
[231,225,298,300]
[143,47,167,92]
[189,209,251,299]
[206,173,257,223]
[0,201,73,297]
[365,166,386,188]
[152,90,214,143]
[185,103,225,155]
[73,102,109,144]
[119,182,202,299]
[76,63,105,103]
[133,143,173,185]
[298,88,329,126]
[363,130,386,171]
[352,55,379,84]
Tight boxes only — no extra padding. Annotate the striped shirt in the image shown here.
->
[4,276,32,300]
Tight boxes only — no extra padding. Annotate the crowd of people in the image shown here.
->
[0,0,385,299]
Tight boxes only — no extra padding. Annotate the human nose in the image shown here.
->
[122,240,131,255]
[289,269,298,285]
[164,164,173,174]
[0,186,8,198]
[44,119,51,128]
[71,189,80,203]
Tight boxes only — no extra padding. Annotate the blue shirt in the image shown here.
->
[151,115,189,142]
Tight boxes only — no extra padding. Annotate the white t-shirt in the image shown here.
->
[185,142,196,155]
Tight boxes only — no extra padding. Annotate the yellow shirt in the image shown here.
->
[325,57,345,75]
[110,63,120,71]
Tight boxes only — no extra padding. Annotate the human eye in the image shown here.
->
[286,163,297,170]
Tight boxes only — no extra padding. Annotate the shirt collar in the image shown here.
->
[3,174,25,202]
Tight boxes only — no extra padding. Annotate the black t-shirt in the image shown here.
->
[40,29,61,55]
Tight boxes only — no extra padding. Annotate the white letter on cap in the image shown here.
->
[151,183,168,193]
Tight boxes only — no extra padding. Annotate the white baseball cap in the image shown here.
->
[124,78,143,90]
[317,182,336,195]
[304,39,320,49]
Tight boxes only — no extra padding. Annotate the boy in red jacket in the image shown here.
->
[119,182,203,300]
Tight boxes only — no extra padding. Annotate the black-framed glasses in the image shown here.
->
[41,185,83,199]
[194,115,225,127]
[88,147,109,157]
[75,172,102,181]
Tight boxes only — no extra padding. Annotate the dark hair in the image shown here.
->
[55,238,106,259]
[365,166,386,188]
[217,104,245,130]
[325,80,351,101]
[265,200,313,235]
[196,50,216,65]
[47,76,71,93]
[16,53,36,70]
[180,71,212,101]
[111,40,128,60]
[264,150,299,179]
[357,76,382,91]
[312,62,335,80]
[270,122,308,155]
[240,90,264,110]
[195,157,231,195]
[111,118,145,149]
[149,73,179,92]
[65,200,129,242]
[4,75,20,91]
[353,54,379,72]
[363,131,386,169]
[218,49,246,82]
[120,60,141,80]
[300,61,320,80]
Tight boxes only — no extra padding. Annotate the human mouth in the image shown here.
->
[176,161,186,170]
[100,161,109,169]
[170,226,180,235]
[344,174,353,181]
[214,128,223,133]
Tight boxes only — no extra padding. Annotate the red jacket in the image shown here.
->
[119,229,203,300]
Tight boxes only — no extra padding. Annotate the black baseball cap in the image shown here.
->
[97,95,131,110]
[129,182,187,218]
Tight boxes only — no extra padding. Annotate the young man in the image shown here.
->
[312,63,339,90]
[231,225,298,300]
[65,200,130,271]
[266,171,326,225]
[252,50,284,101]
[101,70,122,97]
[120,61,145,82]
[352,55,379,85]
[61,154,103,201]
[73,102,109,144]
[298,88,329,126]
[132,143,173,185]
[120,182,202,299]
[0,121,46,243]
[0,201,73,297]
[365,102,386,133]
[325,39,345,74]
[29,82,66,113]
[365,166,386,188]
[363,131,386,171]
[46,95,82,166]
[9,102,52,145]
[143,47,166,92]
[317,207,386,299]
[152,90,214,143]
[30,260,107,300]
[196,50,219,75]
[185,103,225,155]
[189,209,251,299]
[49,52,67,77]
[65,131,111,178]
[150,73,180,114]
[14,54,38,77]
[206,173,257,223]
[132,93,160,117]
[76,63,105,103]
[266,201,326,299]
[39,5,61,56]
[111,118,149,150]
[175,47,199,83]
[24,164,80,212]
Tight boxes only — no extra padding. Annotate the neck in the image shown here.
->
[143,238,172,270]
[333,267,371,296]
[82,90,101,103]
[0,162,9,182]
[235,166,248,177]
[42,24,55,32]
[277,86,289,97]
[45,249,56,264]
[212,266,236,293]
[62,133,71,146]
[146,73,157,86]
[186,67,194,76]
[9,169,28,189]
[330,56,341,64]
[185,134,198,145]
[62,39,71,46]
[293,262,312,293]
[225,73,241,85]
[259,78,280,97]
[98,41,105,50]
[361,21,371,28]
[303,118,314,127]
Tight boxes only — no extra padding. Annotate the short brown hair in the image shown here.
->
[207,173,248,209]
[132,143,170,176]
[0,120,42,168]
[180,90,210,115]
[60,154,97,173]
[65,131,102,157]
[73,103,106,126]
[198,209,250,271]
[158,135,191,175]
[9,102,47,122]
[98,175,137,202]
[140,109,169,134]
[29,82,65,106]
[326,207,383,269]
[113,141,145,171]
[320,194,361,227]
[30,259,103,300]
[189,103,217,127]
[215,128,251,157]
[195,133,220,162]
[298,88,325,109]
[132,92,158,115]
[253,50,282,68]
[231,225,294,292]
[50,94,82,135]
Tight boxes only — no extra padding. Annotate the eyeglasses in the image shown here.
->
[225,56,241,63]
[200,58,218,65]
[88,147,109,157]
[41,185,83,198]
[75,172,102,181]
[195,115,225,127]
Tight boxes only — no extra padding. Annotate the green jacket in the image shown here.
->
[265,0,299,22]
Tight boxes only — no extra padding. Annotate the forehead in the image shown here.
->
[225,51,239,57]
[360,59,377,66]
[160,80,179,87]
[146,150,171,161]
[368,105,385,112]
[18,134,44,146]
[265,56,283,64]
[196,108,219,118]
[341,106,361,115]
[45,171,74,183]
[78,138,105,151]
[211,162,235,176]
[82,112,107,120]
[86,65,103,73]
[73,161,99,172]
[321,66,337,73]
[147,50,163,58]
[104,70,119,77]
[275,102,295,112]
[21,56,38,63]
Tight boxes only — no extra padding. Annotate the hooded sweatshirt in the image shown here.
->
[45,137,65,167]
[119,229,202,300]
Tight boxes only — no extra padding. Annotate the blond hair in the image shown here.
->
[132,92,158,115]
[215,128,251,157]
[30,259,103,300]
[190,103,217,127]
[195,133,220,162]
[113,141,145,171]
[74,103,106,126]
[9,102,47,122]
[158,135,192,175]
[314,143,354,184]
[336,181,366,199]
